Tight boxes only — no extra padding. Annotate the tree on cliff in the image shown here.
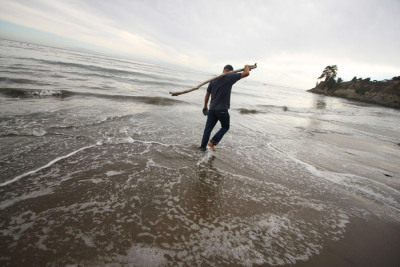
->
[318,65,338,91]
[318,65,338,82]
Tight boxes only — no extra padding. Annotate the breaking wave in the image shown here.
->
[0,88,186,105]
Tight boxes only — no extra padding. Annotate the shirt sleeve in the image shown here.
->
[227,73,242,85]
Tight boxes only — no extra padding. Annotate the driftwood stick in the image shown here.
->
[170,63,257,96]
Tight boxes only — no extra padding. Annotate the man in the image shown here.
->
[200,64,250,151]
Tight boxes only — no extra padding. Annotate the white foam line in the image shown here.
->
[0,143,99,187]
[125,138,176,147]
[137,139,172,147]
[270,143,400,195]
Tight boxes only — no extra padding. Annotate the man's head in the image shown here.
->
[223,64,234,73]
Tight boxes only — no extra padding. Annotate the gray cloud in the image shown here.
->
[1,0,399,88]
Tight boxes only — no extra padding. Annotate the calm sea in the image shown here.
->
[1,39,399,266]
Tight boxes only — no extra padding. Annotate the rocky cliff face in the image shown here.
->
[308,78,400,109]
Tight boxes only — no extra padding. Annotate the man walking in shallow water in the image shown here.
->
[200,64,250,151]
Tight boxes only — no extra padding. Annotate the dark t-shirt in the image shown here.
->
[207,73,241,110]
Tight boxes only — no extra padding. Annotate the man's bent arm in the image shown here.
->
[241,65,250,78]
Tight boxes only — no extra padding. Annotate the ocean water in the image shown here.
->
[0,39,399,266]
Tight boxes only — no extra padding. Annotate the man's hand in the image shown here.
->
[203,92,210,116]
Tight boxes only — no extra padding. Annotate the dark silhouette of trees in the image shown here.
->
[318,65,338,91]
[318,65,338,82]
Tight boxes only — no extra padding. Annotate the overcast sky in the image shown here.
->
[1,0,399,88]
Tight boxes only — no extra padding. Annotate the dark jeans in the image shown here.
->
[200,109,230,149]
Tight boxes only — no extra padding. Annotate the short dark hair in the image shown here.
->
[224,64,233,71]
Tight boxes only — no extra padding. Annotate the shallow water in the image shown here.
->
[1,39,399,266]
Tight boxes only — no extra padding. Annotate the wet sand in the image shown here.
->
[287,217,400,267]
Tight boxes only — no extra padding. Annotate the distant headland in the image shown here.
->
[308,65,400,109]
